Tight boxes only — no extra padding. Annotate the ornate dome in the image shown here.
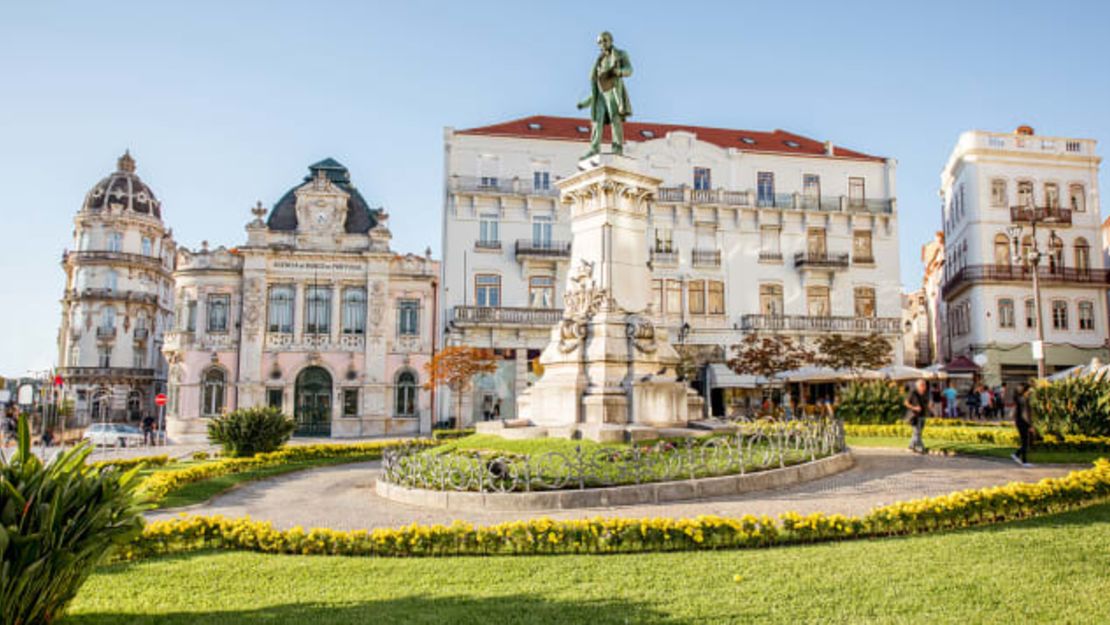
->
[266,158,380,233]
[81,151,162,218]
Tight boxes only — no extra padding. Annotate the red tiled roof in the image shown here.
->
[457,115,886,162]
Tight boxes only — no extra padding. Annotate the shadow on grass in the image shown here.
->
[63,593,681,625]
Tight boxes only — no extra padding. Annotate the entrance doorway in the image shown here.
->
[295,367,332,436]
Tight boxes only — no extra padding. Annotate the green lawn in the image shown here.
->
[846,436,1107,464]
[66,502,1110,624]
[430,434,628,455]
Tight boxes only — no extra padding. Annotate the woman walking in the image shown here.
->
[1010,382,1033,467]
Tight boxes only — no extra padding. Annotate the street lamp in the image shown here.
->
[1007,199,1053,380]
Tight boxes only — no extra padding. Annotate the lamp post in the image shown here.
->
[1008,200,1053,380]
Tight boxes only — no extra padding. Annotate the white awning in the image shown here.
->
[706,364,768,389]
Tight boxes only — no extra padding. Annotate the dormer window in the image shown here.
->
[527,122,542,130]
[740,137,756,145]
[783,140,801,148]
[640,129,656,139]
[576,125,589,133]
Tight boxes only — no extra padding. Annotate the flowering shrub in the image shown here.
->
[124,459,1110,560]
[1029,375,1110,437]
[845,423,1110,452]
[140,439,436,502]
[91,454,170,471]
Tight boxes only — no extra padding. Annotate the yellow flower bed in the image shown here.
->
[845,424,1110,451]
[124,459,1110,559]
[92,455,170,471]
[139,440,436,502]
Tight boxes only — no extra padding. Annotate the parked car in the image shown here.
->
[83,423,145,448]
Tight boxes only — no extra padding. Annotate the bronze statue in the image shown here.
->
[577,31,633,159]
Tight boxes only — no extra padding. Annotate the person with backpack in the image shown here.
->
[904,378,930,454]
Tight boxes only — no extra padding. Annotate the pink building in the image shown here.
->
[163,159,439,441]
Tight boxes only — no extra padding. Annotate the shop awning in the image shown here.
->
[706,364,768,389]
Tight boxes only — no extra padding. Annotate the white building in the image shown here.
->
[940,126,1106,385]
[56,152,177,424]
[441,116,902,421]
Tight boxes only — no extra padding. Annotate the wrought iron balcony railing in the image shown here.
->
[451,306,564,327]
[941,264,1110,298]
[515,239,571,259]
[1010,205,1072,225]
[96,326,117,338]
[650,247,679,265]
[449,175,559,197]
[759,251,783,262]
[474,239,502,251]
[793,251,850,269]
[57,366,157,380]
[739,314,902,334]
[692,248,721,267]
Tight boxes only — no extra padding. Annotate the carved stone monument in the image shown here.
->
[505,154,702,442]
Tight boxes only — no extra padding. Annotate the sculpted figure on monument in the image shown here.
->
[577,31,633,159]
[563,259,607,320]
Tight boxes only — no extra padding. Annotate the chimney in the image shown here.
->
[1016,125,1035,136]
[824,141,834,156]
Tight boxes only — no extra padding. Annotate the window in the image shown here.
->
[1044,182,1059,209]
[990,179,1007,207]
[532,215,553,247]
[395,370,418,417]
[852,230,873,262]
[397,299,420,336]
[1020,235,1034,266]
[807,229,827,257]
[101,306,116,329]
[479,213,500,245]
[998,299,1015,328]
[105,269,118,292]
[268,285,294,333]
[1017,180,1034,208]
[201,368,226,417]
[1069,184,1086,212]
[69,345,80,367]
[707,281,724,315]
[107,231,122,252]
[654,228,673,253]
[343,389,359,417]
[1074,238,1091,272]
[760,227,780,258]
[652,279,664,314]
[807,286,830,317]
[133,348,146,368]
[693,167,712,191]
[1025,299,1036,330]
[475,275,501,307]
[757,172,775,206]
[802,174,820,208]
[207,294,229,333]
[688,280,706,314]
[994,233,1011,266]
[666,279,682,314]
[1079,301,1095,331]
[759,284,783,316]
[267,388,283,410]
[186,300,197,332]
[305,286,331,334]
[97,346,111,368]
[529,276,555,308]
[478,156,499,188]
[854,287,876,317]
[533,170,550,191]
[1048,234,1064,273]
[848,177,865,207]
[342,288,367,334]
[1051,300,1068,330]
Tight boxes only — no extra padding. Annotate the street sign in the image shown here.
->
[155,393,168,406]
[53,374,63,387]
[17,384,33,406]
[1031,340,1044,361]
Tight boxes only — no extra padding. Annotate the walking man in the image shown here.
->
[943,382,958,418]
[1010,382,1033,467]
[904,378,930,454]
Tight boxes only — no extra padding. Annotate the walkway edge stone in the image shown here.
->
[374,451,855,512]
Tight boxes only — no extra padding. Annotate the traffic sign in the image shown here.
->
[54,374,64,387]
[155,393,168,406]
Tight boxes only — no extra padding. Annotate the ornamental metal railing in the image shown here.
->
[65,288,159,305]
[451,305,564,327]
[1010,205,1072,226]
[63,250,167,270]
[738,314,902,334]
[515,239,571,258]
[941,263,1110,298]
[449,175,559,197]
[380,418,845,493]
[692,248,722,267]
[793,251,850,269]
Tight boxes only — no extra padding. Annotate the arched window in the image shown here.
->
[1074,238,1090,273]
[202,368,226,417]
[1069,184,1086,212]
[993,233,1011,267]
[395,370,418,417]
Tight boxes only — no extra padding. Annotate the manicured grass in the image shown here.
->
[430,434,627,456]
[846,436,1107,464]
[67,502,1110,624]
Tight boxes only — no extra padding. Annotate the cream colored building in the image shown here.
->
[56,152,177,424]
[940,126,1106,385]
[441,116,903,421]
[163,159,439,441]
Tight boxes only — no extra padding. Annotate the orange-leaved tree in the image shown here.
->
[424,346,499,425]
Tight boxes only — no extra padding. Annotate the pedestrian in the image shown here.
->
[142,414,156,445]
[979,386,993,420]
[1011,382,1033,467]
[904,378,930,454]
[967,386,981,419]
[943,383,958,418]
[929,384,943,418]
[997,383,1008,419]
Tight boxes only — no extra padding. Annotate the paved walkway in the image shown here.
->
[148,448,1082,530]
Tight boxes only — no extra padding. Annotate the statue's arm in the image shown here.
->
[577,94,593,110]
[619,51,633,78]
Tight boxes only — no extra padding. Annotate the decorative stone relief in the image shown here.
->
[563,260,608,320]
[369,281,385,328]
[625,315,658,354]
[242,277,264,334]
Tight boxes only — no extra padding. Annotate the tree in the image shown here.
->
[727,334,814,407]
[424,346,499,425]
[814,333,893,374]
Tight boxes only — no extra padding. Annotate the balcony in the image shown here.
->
[759,251,783,262]
[451,306,564,328]
[474,239,502,251]
[96,326,117,339]
[793,251,850,269]
[1010,205,1072,226]
[692,248,721,267]
[650,247,679,266]
[942,264,1110,298]
[739,314,902,335]
[515,239,571,260]
[56,366,157,381]
[63,250,167,272]
[853,255,875,265]
[653,187,895,214]
[133,328,150,340]
[449,175,559,197]
[656,186,752,207]
[66,288,158,306]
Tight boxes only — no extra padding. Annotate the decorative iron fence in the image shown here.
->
[381,418,846,493]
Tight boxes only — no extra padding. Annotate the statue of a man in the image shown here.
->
[577,31,633,159]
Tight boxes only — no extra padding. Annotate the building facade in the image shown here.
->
[56,152,177,424]
[442,116,902,422]
[920,232,946,364]
[940,126,1106,385]
[163,159,439,441]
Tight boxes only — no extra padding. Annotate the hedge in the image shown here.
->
[91,455,170,471]
[845,424,1110,452]
[124,459,1110,559]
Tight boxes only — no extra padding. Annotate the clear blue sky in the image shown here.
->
[1,0,1107,376]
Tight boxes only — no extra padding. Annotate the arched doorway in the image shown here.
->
[295,367,332,436]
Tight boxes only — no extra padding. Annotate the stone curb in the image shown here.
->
[374,451,855,512]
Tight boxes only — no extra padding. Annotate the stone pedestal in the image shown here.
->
[516,155,698,442]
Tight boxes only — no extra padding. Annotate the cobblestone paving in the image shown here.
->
[148,447,1081,530]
